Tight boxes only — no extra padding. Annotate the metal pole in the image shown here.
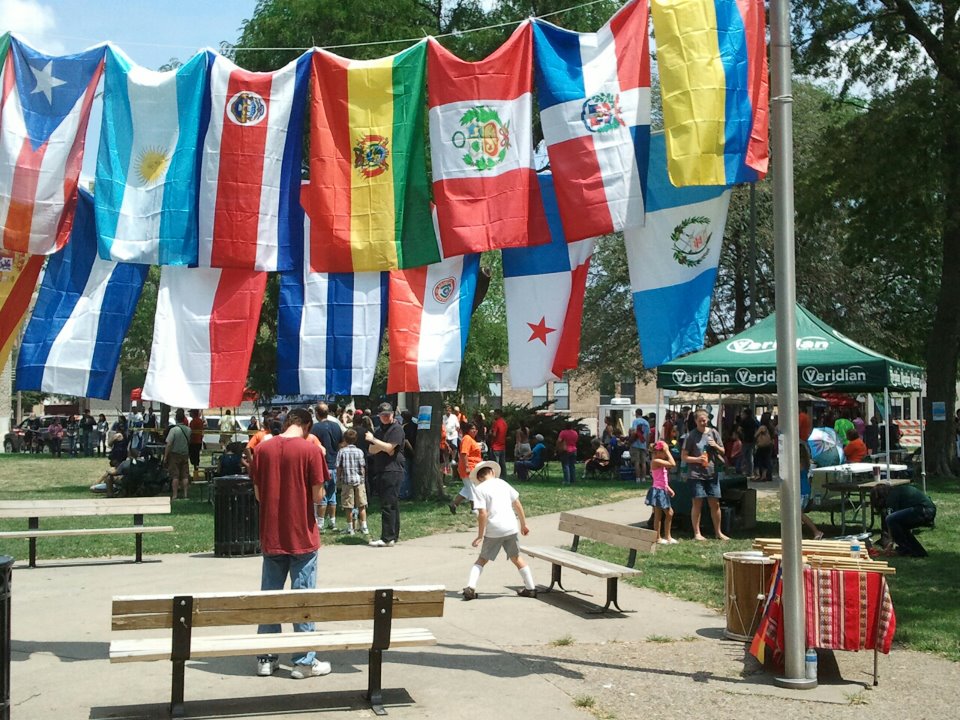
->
[1,555,12,720]
[769,0,815,690]
[919,389,927,493]
[884,387,892,478]
[748,183,758,325]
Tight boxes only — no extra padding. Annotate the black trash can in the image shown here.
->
[1,555,12,720]
[214,475,260,557]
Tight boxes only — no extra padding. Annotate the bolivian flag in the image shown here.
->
[306,42,438,273]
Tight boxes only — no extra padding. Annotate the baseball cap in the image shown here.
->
[377,402,394,415]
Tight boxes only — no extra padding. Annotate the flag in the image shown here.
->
[0,249,44,373]
[142,265,266,409]
[94,48,207,266]
[502,172,595,389]
[428,23,547,257]
[625,133,730,367]
[533,0,651,240]
[277,196,387,396]
[650,0,769,186]
[198,52,309,272]
[306,42,436,273]
[387,252,479,393]
[15,188,147,399]
[0,38,105,254]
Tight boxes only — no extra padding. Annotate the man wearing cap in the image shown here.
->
[513,433,546,481]
[366,402,405,547]
[461,460,537,600]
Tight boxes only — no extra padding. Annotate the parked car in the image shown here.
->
[202,415,252,450]
[3,416,69,454]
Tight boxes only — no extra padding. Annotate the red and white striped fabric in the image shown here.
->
[198,52,309,272]
[896,419,925,448]
[142,265,267,409]
[427,23,547,258]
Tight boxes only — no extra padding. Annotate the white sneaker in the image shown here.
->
[668,538,679,544]
[344,527,355,535]
[657,538,669,545]
[290,659,332,679]
[368,539,386,547]
[385,540,396,547]
[256,658,278,676]
[360,526,370,535]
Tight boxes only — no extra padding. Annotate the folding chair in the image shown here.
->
[529,461,549,481]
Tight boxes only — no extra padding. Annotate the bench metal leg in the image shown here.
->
[366,648,387,716]
[170,660,185,717]
[543,563,565,592]
[588,577,626,614]
[28,517,38,568]
[134,514,144,563]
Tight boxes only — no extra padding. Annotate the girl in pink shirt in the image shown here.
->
[645,441,677,544]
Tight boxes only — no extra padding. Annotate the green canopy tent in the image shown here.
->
[656,305,926,487]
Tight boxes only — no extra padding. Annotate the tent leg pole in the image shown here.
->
[884,387,891,478]
[920,390,927,493]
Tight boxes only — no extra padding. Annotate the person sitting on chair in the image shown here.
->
[514,434,546,481]
[585,438,610,476]
[871,482,936,558]
[90,448,141,497]
[843,428,868,463]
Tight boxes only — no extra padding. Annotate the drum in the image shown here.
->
[723,551,775,641]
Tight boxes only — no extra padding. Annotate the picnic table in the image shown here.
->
[811,463,910,533]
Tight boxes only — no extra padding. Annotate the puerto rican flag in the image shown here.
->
[198,52,309,272]
[502,173,595,389]
[0,37,105,254]
[142,264,267,409]
[387,252,479,393]
[533,0,650,240]
[428,23,548,257]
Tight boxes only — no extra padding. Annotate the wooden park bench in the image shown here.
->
[110,584,445,717]
[522,512,658,613]
[0,497,173,567]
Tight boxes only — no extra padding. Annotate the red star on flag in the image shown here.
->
[527,316,556,345]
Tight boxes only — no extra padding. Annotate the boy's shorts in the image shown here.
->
[479,533,520,562]
[320,478,337,507]
[338,483,367,510]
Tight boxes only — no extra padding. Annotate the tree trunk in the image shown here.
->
[923,72,960,477]
[413,391,446,499]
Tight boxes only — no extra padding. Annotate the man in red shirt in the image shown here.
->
[251,408,330,680]
[489,408,508,472]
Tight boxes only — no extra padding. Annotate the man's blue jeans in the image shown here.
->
[258,551,318,665]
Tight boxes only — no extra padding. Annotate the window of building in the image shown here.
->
[532,384,548,408]
[619,376,636,403]
[554,379,570,411]
[488,373,503,408]
[599,374,616,405]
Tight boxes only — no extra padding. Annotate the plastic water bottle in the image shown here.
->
[850,538,861,558]
[813,493,822,508]
[805,648,818,680]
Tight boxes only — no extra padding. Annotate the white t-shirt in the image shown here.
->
[473,477,520,538]
[444,413,460,441]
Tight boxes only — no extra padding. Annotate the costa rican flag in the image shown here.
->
[198,52,309,272]
[0,37,105,254]
[533,0,651,241]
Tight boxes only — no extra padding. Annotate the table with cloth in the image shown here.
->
[750,562,896,685]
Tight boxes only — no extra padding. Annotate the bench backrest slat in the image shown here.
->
[0,498,170,518]
[558,512,658,551]
[112,586,446,631]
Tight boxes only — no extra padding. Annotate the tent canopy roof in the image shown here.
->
[657,305,924,394]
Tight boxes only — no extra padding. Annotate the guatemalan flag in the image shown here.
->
[0,37,104,254]
[94,47,207,266]
[198,52,309,272]
[533,0,651,241]
[277,193,388,397]
[142,265,267,409]
[16,188,148,399]
[502,173,594,389]
[650,0,769,186]
[387,252,479,393]
[625,133,730,367]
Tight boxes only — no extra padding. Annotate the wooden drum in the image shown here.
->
[723,551,775,641]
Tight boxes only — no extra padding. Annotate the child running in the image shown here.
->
[646,440,678,544]
[462,461,538,601]
[335,429,369,536]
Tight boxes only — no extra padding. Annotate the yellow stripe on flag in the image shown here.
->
[348,56,399,270]
[651,0,727,186]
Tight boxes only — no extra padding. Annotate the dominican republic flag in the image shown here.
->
[533,0,651,240]
[16,188,147,399]
[198,52,309,272]
[387,252,479,393]
[428,23,548,257]
[142,265,267,409]
[502,172,595,389]
[95,48,207,266]
[277,195,388,396]
[0,37,104,254]
[625,133,730,367]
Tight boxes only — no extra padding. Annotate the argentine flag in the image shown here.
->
[94,47,207,265]
[625,133,731,368]
[16,188,148,399]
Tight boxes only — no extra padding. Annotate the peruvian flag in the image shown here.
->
[198,52,310,272]
[427,22,547,257]
[502,173,595,389]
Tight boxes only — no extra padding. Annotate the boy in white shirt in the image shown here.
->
[462,460,537,600]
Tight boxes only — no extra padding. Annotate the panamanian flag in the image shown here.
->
[502,172,595,389]
[0,37,105,255]
[16,188,148,399]
[278,192,388,397]
[533,0,650,241]
[625,133,730,368]
[94,47,208,266]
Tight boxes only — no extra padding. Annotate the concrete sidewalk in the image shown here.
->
[7,495,926,719]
